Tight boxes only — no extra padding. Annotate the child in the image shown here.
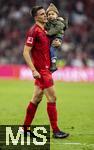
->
[45,3,68,72]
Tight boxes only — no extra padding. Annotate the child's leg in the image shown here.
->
[50,46,58,72]
[50,46,57,62]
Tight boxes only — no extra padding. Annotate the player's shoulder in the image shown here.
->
[27,25,35,35]
[28,24,41,34]
[26,24,44,38]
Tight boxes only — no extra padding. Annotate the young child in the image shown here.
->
[45,3,68,72]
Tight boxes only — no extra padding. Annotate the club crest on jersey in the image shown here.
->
[27,37,33,44]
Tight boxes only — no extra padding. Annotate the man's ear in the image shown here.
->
[34,16,37,21]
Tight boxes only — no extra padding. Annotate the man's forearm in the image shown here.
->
[23,50,36,72]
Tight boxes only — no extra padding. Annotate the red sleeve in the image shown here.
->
[25,28,36,47]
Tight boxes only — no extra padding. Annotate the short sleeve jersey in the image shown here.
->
[25,24,51,71]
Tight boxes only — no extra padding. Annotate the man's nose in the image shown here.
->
[44,14,47,17]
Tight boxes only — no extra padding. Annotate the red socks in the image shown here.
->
[23,102,37,127]
[23,101,60,132]
[47,102,60,132]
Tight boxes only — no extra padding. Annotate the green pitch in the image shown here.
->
[0,79,94,150]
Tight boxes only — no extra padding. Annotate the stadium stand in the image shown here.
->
[0,0,94,67]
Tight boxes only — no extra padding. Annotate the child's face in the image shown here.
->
[47,11,58,20]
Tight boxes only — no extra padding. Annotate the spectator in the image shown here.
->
[0,0,94,67]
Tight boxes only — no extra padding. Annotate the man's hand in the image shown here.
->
[52,38,62,47]
[23,45,41,79]
[32,70,41,79]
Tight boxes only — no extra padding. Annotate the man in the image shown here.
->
[21,5,69,138]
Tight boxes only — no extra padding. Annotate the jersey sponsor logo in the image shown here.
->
[27,37,33,44]
[45,66,49,69]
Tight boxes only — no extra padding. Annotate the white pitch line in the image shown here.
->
[0,141,94,147]
[50,142,94,146]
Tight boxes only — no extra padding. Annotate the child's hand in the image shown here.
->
[58,17,64,21]
[52,38,62,47]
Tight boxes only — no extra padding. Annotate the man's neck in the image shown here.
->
[36,21,45,30]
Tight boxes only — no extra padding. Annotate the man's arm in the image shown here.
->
[23,45,41,78]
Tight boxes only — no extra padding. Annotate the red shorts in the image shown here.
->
[35,69,54,90]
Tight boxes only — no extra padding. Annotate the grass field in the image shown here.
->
[0,79,94,150]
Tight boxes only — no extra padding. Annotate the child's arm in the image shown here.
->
[48,23,65,36]
[62,17,68,31]
[45,22,50,31]
[47,19,67,36]
[47,28,60,36]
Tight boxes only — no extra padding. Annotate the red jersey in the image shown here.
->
[25,24,51,70]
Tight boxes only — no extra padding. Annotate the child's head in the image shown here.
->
[46,3,59,21]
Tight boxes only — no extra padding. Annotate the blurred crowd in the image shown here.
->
[0,0,94,67]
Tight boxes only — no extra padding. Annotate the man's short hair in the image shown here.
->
[30,6,44,17]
